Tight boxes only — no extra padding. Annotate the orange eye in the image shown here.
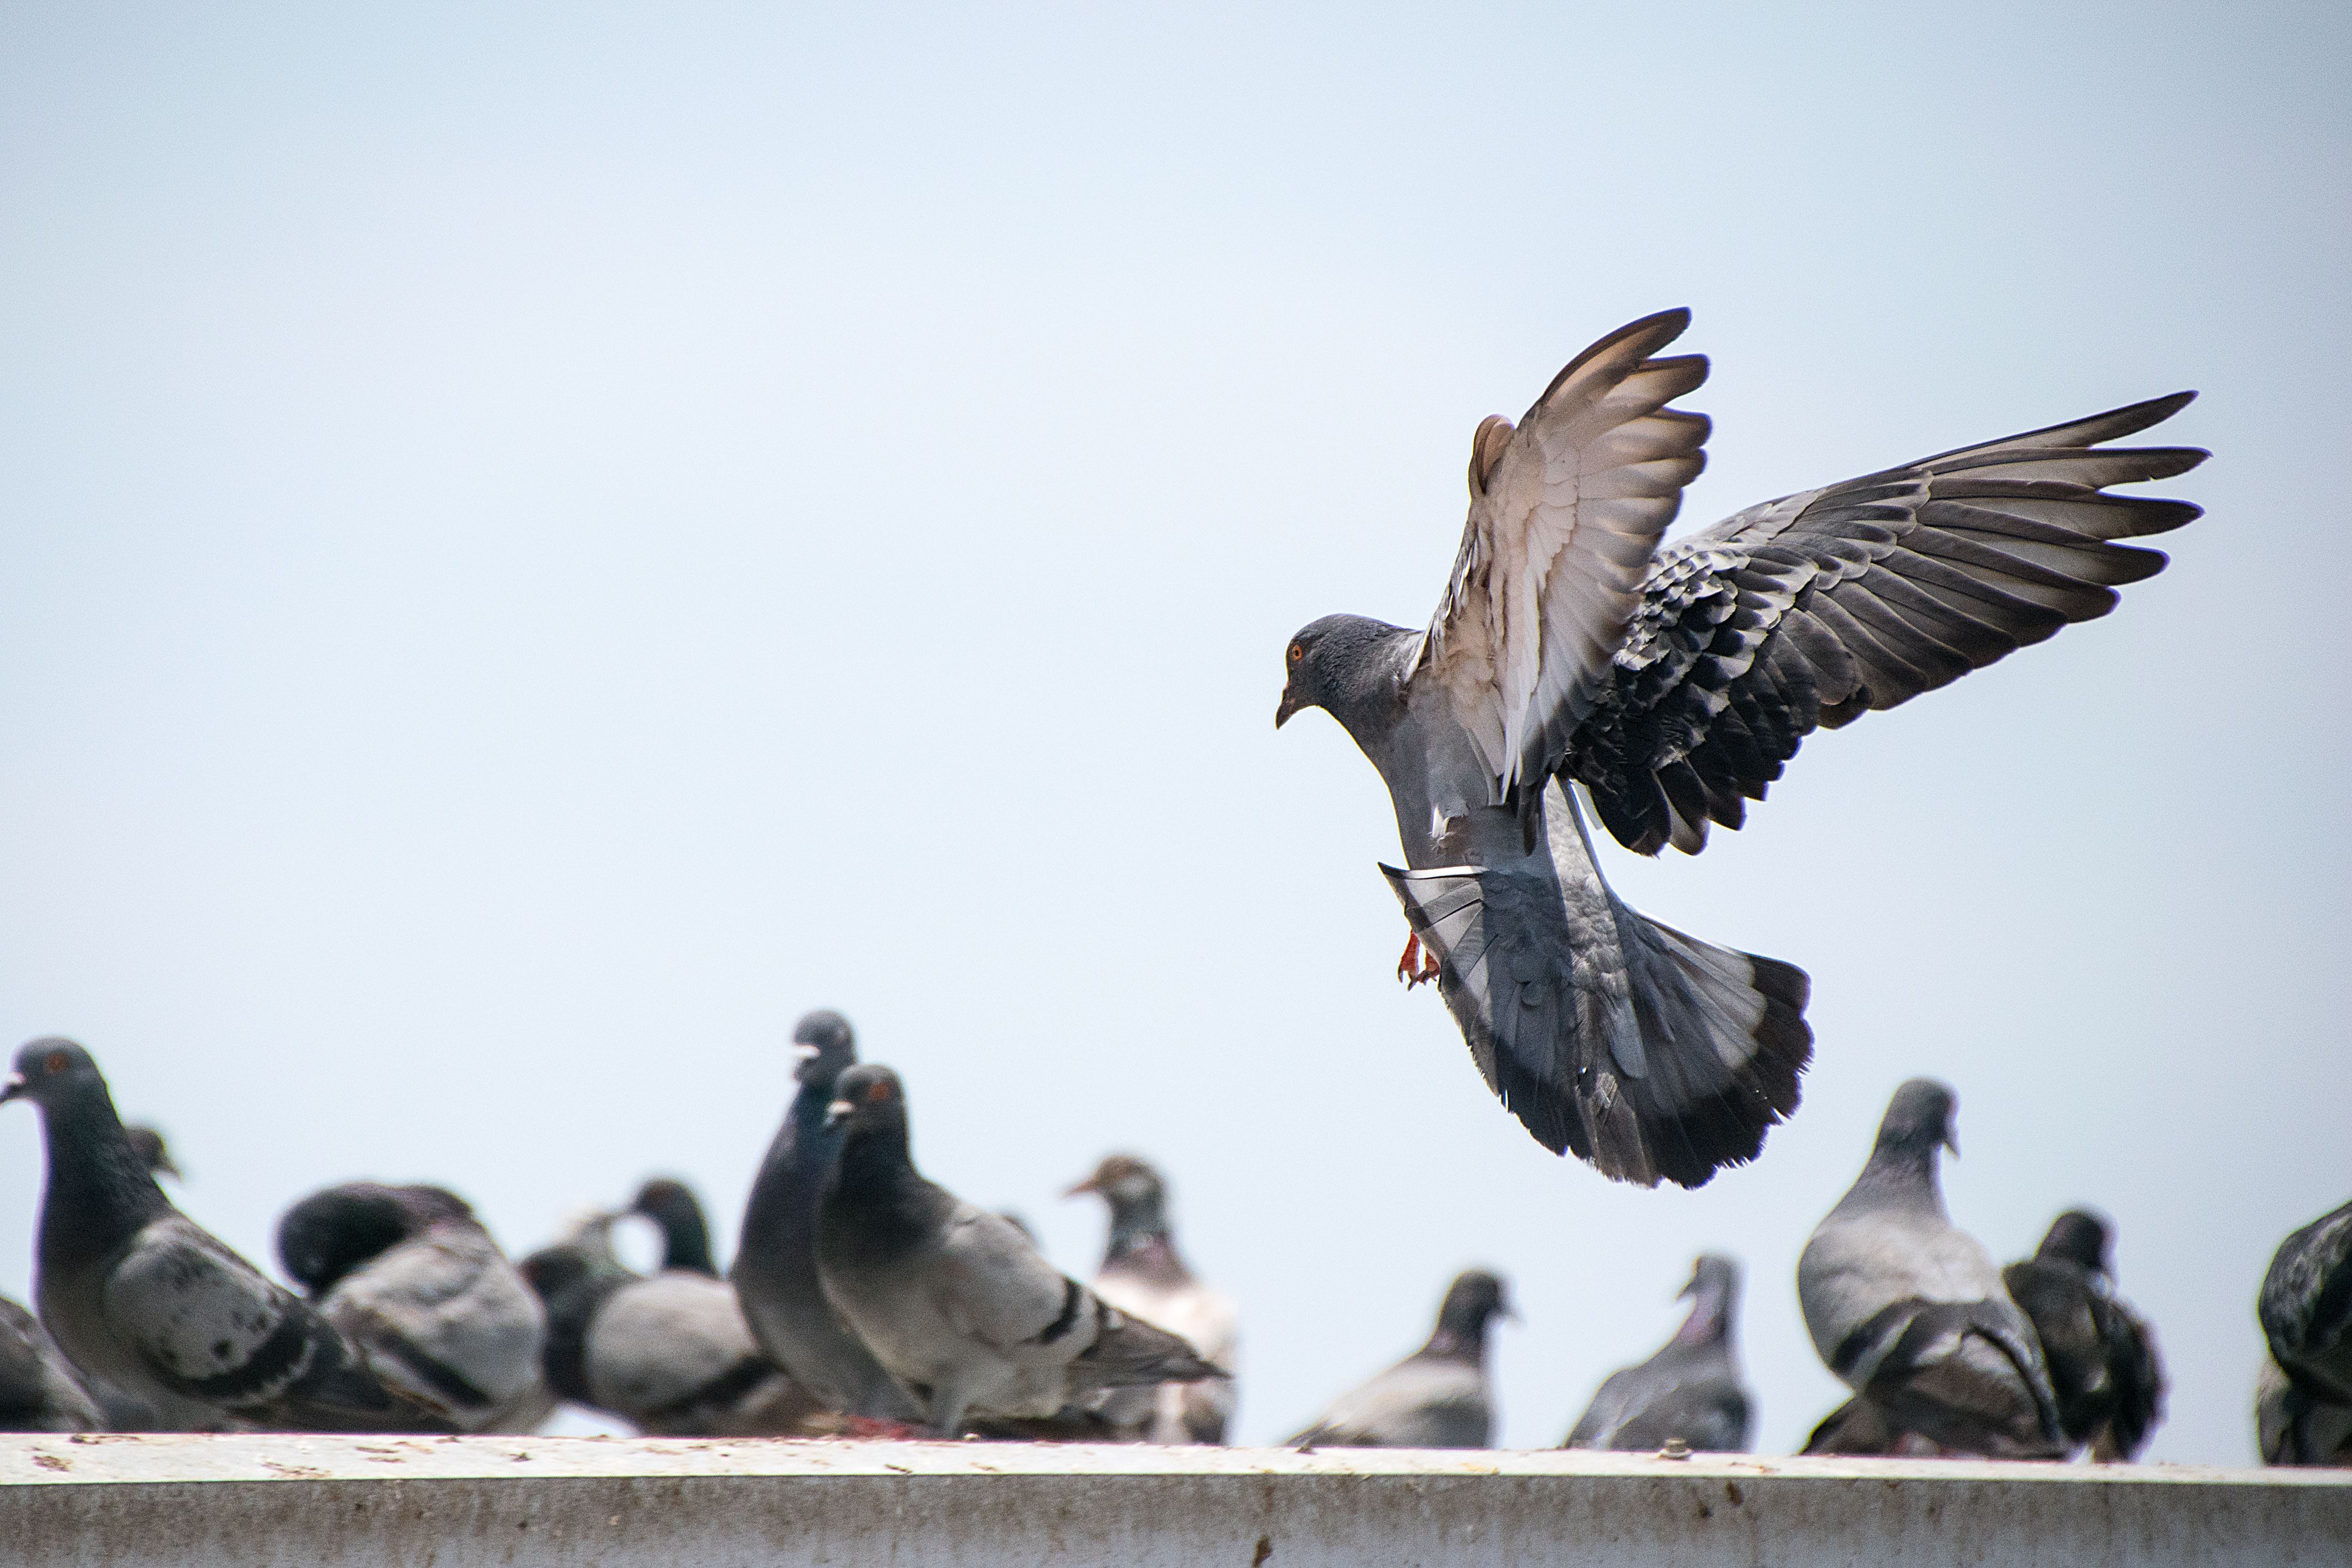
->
[1287,644,1304,663]
[44,1051,68,1074]
[866,1081,891,1104]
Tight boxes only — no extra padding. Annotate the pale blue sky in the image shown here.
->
[2,3,2346,1458]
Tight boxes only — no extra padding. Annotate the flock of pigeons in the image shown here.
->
[2,1024,2347,1467]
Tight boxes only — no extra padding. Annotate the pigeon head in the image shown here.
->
[826,1063,908,1136]
[123,1125,181,1182]
[2035,1209,2114,1276]
[277,1182,474,1297]
[0,1038,110,1113]
[1681,1252,1740,1303]
[1427,1267,1514,1358]
[626,1177,717,1276]
[1275,613,1410,731]
[791,1009,858,1088]
[1873,1077,1961,1159]
[1065,1153,1165,1214]
[1673,1253,1742,1345]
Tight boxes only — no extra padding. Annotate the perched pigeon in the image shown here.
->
[627,1178,719,1277]
[2002,1209,2165,1459]
[1066,1153,1240,1443]
[732,1010,928,1423]
[276,1182,551,1434]
[1287,1269,1511,1449]
[122,1125,181,1183]
[816,1063,1225,1437]
[0,1296,104,1432]
[1274,309,2202,1187]
[1,1038,452,1433]
[519,1217,826,1437]
[2257,1198,2352,1466]
[1800,1395,1938,1457]
[1564,1253,1750,1453]
[1796,1078,2062,1459]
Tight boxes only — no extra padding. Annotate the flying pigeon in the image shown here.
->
[2257,1198,2352,1465]
[1274,309,2203,1187]
[518,1215,827,1437]
[732,1010,928,1424]
[1,1037,452,1433]
[276,1182,552,1434]
[1287,1269,1511,1449]
[1796,1078,2063,1458]
[625,1178,719,1277]
[0,1295,104,1432]
[1563,1253,1750,1453]
[2001,1208,2165,1459]
[814,1063,1225,1437]
[1066,1153,1240,1443]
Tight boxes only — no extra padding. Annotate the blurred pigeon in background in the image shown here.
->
[0,1296,104,1432]
[2002,1209,2165,1459]
[1066,1153,1240,1443]
[625,1177,719,1277]
[1287,1269,1510,1449]
[277,1181,551,1434]
[2257,1198,2352,1465]
[1,1038,452,1433]
[122,1126,180,1183]
[1798,1078,2062,1458]
[519,1215,827,1437]
[1275,309,2202,1187]
[1564,1253,1750,1453]
[816,1063,1225,1437]
[733,1010,928,1424]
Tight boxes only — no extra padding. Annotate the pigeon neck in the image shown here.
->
[1850,1144,1948,1216]
[537,1264,630,1404]
[1671,1276,1734,1349]
[34,1090,169,1266]
[1422,1310,1494,1367]
[1102,1191,1174,1265]
[651,1205,716,1277]
[831,1119,922,1206]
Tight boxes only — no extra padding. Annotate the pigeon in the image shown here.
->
[1,1037,452,1433]
[519,1216,826,1437]
[1274,309,2203,1188]
[732,1010,928,1423]
[0,1296,104,1432]
[625,1177,719,1277]
[276,1181,552,1434]
[1796,1078,2063,1459]
[1564,1253,1751,1453]
[815,1063,1225,1437]
[2256,1198,2352,1465]
[2001,1208,2165,1459]
[122,1125,180,1182]
[1287,1269,1511,1449]
[1066,1153,1240,1443]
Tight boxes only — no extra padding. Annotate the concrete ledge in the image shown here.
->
[4,1434,2345,1566]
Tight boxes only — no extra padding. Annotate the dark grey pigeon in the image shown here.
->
[626,1177,718,1277]
[1275,309,2202,1187]
[123,1125,181,1183]
[732,1010,927,1424]
[1,1038,453,1433]
[1797,1078,2063,1459]
[0,1295,104,1432]
[1287,1270,1510,1449]
[1564,1253,1751,1453]
[2002,1209,2165,1459]
[2257,1198,2352,1466]
[1800,1395,1937,1457]
[1067,1153,1240,1444]
[519,1216,827,1437]
[815,1063,1225,1437]
[277,1182,551,1434]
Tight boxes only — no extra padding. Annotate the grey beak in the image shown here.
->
[0,1075,24,1104]
[825,1098,855,1128]
[1275,689,1301,729]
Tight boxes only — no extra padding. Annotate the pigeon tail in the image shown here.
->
[1076,1306,1229,1393]
[1382,783,1810,1188]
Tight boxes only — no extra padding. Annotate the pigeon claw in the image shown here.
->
[1396,931,1440,989]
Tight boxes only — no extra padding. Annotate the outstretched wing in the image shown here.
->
[1569,392,2205,854]
[1415,309,1710,804]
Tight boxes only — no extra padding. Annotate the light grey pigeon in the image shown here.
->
[1,1037,454,1433]
[2257,1198,2352,1466]
[1797,1078,2063,1459]
[1066,1153,1240,1443]
[1274,309,2202,1187]
[2002,1209,2165,1459]
[518,1217,828,1437]
[0,1295,104,1432]
[276,1182,552,1434]
[1287,1269,1510,1449]
[815,1063,1226,1437]
[732,1010,927,1424]
[625,1177,719,1276]
[1564,1253,1750,1453]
